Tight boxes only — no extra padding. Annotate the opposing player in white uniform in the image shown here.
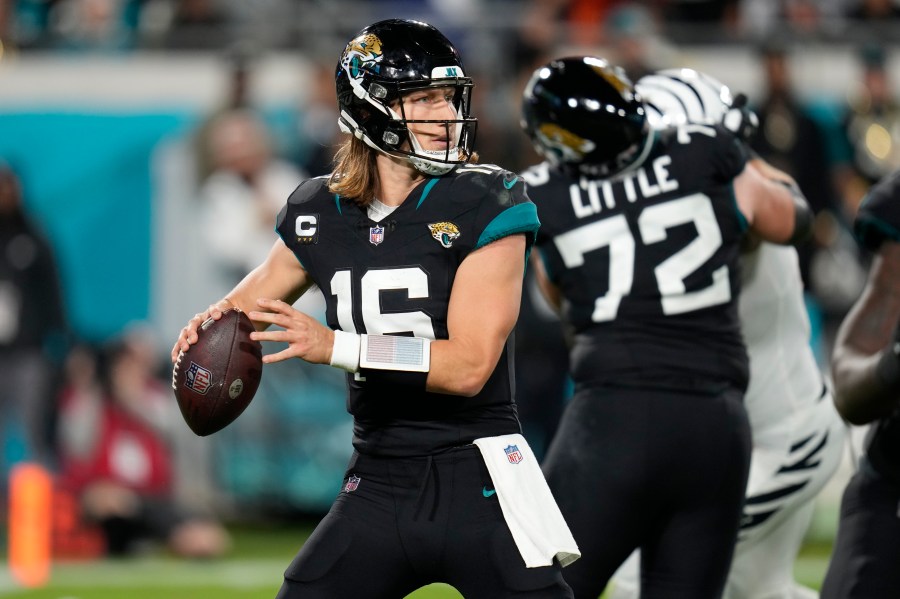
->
[609,69,847,599]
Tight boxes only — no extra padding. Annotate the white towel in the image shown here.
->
[473,433,581,568]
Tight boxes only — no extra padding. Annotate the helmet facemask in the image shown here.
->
[336,31,477,176]
[382,78,476,175]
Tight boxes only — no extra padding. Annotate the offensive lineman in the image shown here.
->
[609,68,846,599]
[520,56,813,599]
[172,19,577,599]
[821,169,900,598]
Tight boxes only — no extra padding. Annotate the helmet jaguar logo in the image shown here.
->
[343,33,383,79]
[536,123,596,161]
[592,66,630,95]
[428,222,461,248]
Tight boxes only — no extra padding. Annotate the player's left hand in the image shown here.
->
[248,298,335,365]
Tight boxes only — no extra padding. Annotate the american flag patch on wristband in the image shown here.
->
[360,335,431,372]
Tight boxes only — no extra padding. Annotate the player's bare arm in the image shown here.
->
[740,158,802,253]
[748,157,798,188]
[531,251,563,314]
[428,233,526,396]
[171,238,312,362]
[831,241,900,424]
[734,161,812,245]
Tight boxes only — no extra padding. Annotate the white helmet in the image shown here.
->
[636,68,735,129]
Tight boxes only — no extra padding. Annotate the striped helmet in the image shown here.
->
[635,68,733,129]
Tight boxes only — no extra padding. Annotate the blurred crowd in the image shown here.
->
[1,0,900,54]
[0,0,899,563]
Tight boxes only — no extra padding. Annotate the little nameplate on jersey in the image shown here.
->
[570,155,680,219]
[172,309,263,436]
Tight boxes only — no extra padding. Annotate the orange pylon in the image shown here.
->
[8,463,52,587]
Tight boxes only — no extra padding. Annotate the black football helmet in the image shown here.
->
[521,56,650,177]
[335,19,477,176]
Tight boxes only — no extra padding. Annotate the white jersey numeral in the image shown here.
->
[553,193,730,322]
[330,268,436,338]
[555,215,634,322]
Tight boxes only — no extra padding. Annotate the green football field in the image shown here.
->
[0,521,833,599]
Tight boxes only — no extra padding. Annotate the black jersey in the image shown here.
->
[276,165,539,458]
[855,169,900,252]
[854,170,900,483]
[523,124,750,390]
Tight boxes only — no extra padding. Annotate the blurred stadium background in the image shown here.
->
[0,0,898,595]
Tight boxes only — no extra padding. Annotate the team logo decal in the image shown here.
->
[428,221,461,248]
[341,33,383,80]
[344,474,361,493]
[504,445,524,465]
[369,225,385,245]
[184,362,212,395]
[592,66,629,95]
[536,123,596,162]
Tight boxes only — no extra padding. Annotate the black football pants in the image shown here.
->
[276,445,573,598]
[542,384,751,599]
[821,460,900,598]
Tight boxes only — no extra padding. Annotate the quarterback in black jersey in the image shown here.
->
[172,19,576,599]
[519,57,812,599]
[822,169,900,598]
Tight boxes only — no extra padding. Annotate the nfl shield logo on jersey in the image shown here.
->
[369,225,385,245]
[343,475,361,492]
[504,445,524,464]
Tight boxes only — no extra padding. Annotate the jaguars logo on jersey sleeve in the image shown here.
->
[855,170,900,251]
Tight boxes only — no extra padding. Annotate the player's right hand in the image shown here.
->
[723,93,759,143]
[170,300,233,362]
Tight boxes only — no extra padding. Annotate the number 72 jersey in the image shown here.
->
[523,124,752,390]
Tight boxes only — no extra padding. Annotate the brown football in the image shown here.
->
[172,308,262,436]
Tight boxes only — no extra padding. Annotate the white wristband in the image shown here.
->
[329,330,361,372]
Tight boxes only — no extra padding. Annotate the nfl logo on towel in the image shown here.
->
[504,445,524,464]
[369,225,385,246]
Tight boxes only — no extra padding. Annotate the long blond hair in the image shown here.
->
[326,136,478,206]
[327,137,378,206]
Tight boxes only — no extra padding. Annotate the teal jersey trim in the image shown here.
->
[856,216,900,249]
[334,194,342,215]
[475,203,541,251]
[730,183,749,232]
[416,178,441,210]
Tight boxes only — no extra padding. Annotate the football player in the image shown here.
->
[821,169,900,598]
[519,57,813,599]
[608,69,847,599]
[172,19,577,599]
